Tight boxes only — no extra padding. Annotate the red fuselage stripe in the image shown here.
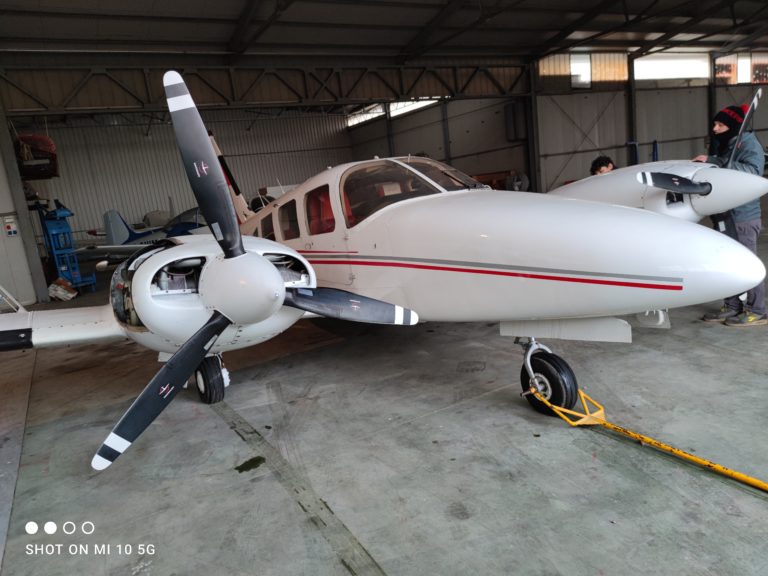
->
[299,250,359,254]
[308,259,683,291]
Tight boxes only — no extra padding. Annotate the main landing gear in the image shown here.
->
[516,337,579,415]
[194,355,230,404]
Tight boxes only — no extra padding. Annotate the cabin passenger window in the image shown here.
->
[305,185,335,235]
[278,200,300,240]
[340,161,440,227]
[261,214,275,241]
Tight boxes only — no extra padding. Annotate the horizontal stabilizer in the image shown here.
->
[284,288,419,325]
[637,172,712,195]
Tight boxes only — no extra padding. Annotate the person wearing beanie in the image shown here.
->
[694,103,766,326]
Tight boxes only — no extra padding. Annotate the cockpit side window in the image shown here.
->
[305,185,335,235]
[340,161,440,227]
[261,213,275,241]
[278,200,300,240]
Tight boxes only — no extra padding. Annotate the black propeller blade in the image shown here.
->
[163,71,244,259]
[727,87,762,169]
[284,287,419,325]
[637,172,712,196]
[91,312,231,470]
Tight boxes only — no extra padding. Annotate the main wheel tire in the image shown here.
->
[519,352,578,416]
[195,356,225,404]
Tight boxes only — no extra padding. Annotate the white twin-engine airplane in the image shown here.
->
[0,72,764,471]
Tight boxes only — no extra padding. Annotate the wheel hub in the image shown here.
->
[530,373,552,399]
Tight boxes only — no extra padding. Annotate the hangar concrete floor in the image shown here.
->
[1,232,767,576]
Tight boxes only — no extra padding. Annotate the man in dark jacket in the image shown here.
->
[695,104,766,326]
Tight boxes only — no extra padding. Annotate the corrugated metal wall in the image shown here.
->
[537,91,627,189]
[19,110,352,241]
[348,98,528,179]
[635,87,709,162]
[536,82,768,190]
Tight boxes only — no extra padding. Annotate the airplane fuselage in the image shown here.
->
[246,157,765,323]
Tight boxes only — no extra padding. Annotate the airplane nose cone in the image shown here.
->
[690,167,768,217]
[696,232,766,300]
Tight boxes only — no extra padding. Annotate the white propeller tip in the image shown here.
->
[91,454,112,471]
[163,70,183,87]
[394,306,419,325]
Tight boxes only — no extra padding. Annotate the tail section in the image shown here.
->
[103,210,154,245]
[208,132,256,225]
[104,210,136,245]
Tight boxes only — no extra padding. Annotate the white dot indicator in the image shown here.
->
[25,521,38,535]
[44,521,57,535]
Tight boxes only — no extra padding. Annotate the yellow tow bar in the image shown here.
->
[531,387,768,493]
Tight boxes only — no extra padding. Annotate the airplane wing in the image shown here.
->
[0,302,124,351]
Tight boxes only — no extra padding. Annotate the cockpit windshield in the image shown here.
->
[339,158,485,227]
[340,160,441,227]
[398,157,483,191]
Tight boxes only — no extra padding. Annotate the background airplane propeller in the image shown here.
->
[92,71,418,470]
[636,171,712,195]
[726,87,762,169]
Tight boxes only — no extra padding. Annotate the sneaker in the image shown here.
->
[724,311,768,327]
[702,306,740,322]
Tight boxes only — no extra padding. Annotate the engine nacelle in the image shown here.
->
[109,236,314,353]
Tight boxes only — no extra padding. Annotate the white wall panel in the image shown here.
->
[537,91,627,190]
[29,111,352,240]
[635,87,709,163]
[349,99,529,181]
[393,105,445,160]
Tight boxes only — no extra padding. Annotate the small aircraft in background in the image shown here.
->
[0,71,418,470]
[549,89,767,222]
[78,205,209,263]
[101,207,206,246]
[78,133,258,265]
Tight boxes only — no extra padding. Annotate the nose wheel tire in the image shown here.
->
[520,352,578,415]
[195,356,226,404]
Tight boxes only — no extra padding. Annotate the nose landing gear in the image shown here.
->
[517,337,579,415]
[194,355,229,404]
